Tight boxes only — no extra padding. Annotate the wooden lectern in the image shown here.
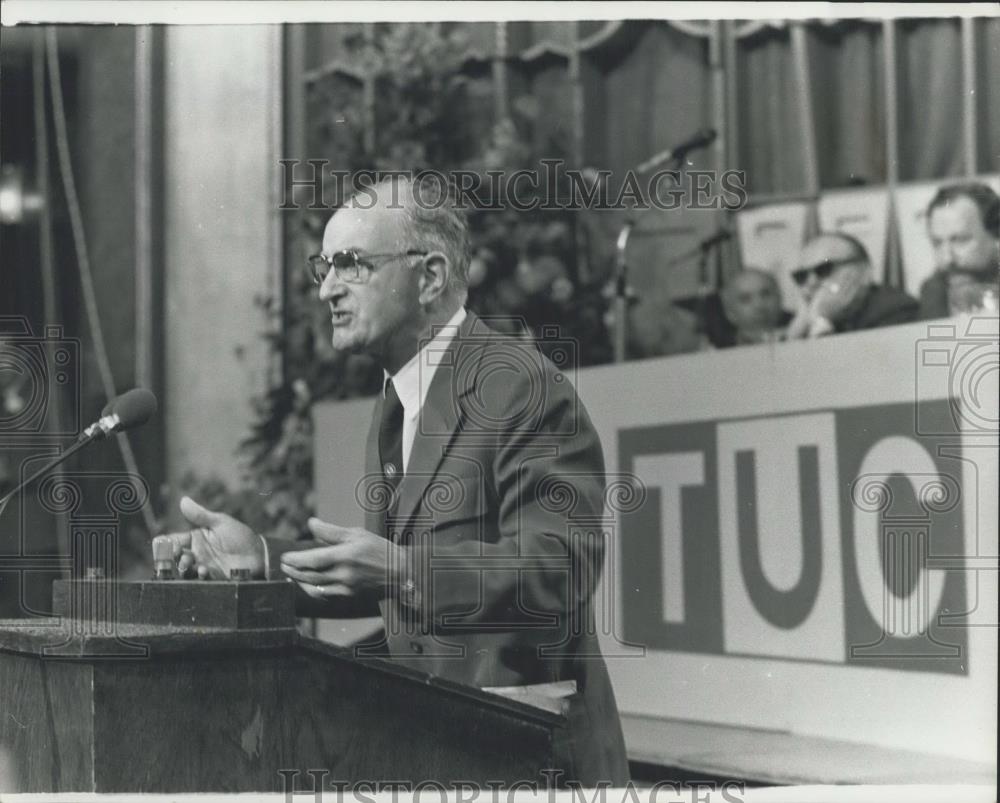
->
[0,579,571,794]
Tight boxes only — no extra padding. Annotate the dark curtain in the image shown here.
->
[735,18,994,192]
[808,21,885,188]
[735,26,807,196]
[897,18,964,181]
[976,16,1000,173]
[595,22,712,186]
[580,22,718,296]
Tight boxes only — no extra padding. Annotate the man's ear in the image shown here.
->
[417,250,450,304]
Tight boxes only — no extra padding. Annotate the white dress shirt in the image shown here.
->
[385,306,467,472]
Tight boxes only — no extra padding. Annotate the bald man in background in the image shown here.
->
[787,232,918,339]
[716,268,791,347]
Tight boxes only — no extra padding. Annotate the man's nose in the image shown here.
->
[318,272,347,303]
[936,243,956,269]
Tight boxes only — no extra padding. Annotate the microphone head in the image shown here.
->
[110,388,158,431]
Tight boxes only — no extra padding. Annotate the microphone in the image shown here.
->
[636,128,718,173]
[0,388,158,514]
[81,388,158,441]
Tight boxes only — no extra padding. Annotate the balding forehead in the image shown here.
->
[323,195,407,250]
[733,269,776,289]
[929,195,984,226]
[800,234,860,264]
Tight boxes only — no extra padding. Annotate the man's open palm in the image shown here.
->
[163,496,265,579]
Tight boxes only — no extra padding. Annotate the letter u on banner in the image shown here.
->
[717,413,845,662]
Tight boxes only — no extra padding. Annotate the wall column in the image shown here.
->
[163,25,283,488]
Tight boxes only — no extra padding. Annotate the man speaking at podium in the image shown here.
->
[163,175,629,787]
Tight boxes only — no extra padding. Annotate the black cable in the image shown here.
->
[45,29,157,535]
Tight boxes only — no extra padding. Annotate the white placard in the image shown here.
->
[817,188,891,283]
[736,202,812,312]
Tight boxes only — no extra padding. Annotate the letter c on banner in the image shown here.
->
[852,436,950,636]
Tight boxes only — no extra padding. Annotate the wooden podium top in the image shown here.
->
[0,578,563,728]
[0,579,572,793]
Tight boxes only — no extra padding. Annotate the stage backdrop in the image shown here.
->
[312,315,998,766]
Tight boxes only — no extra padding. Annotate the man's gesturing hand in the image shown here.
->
[280,518,403,598]
[810,265,867,324]
[162,496,265,580]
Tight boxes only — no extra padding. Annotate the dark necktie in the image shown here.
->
[378,378,404,536]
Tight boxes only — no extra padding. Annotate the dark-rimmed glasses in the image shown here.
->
[791,257,859,286]
[307,249,428,285]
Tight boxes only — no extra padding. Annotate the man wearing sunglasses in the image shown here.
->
[786,232,918,339]
[161,175,629,786]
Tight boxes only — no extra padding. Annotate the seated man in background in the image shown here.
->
[786,232,918,339]
[919,182,999,318]
[714,268,791,347]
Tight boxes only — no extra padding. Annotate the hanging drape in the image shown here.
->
[896,18,964,181]
[736,25,808,196]
[976,16,1000,174]
[808,21,885,188]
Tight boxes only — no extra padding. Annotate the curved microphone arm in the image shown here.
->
[0,388,157,517]
[0,431,100,516]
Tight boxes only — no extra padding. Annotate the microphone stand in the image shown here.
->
[696,232,726,348]
[612,152,686,363]
[613,221,634,363]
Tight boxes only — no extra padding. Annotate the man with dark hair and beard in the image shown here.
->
[919,182,1000,318]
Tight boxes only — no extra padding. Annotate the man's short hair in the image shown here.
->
[397,174,472,294]
[927,182,1000,238]
[345,174,472,295]
[721,267,779,298]
[826,231,869,263]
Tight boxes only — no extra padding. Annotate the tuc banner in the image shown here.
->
[618,400,966,674]
[578,315,997,763]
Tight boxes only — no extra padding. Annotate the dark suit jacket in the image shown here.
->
[268,311,629,786]
[918,271,950,320]
[918,269,1000,319]
[835,284,919,332]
